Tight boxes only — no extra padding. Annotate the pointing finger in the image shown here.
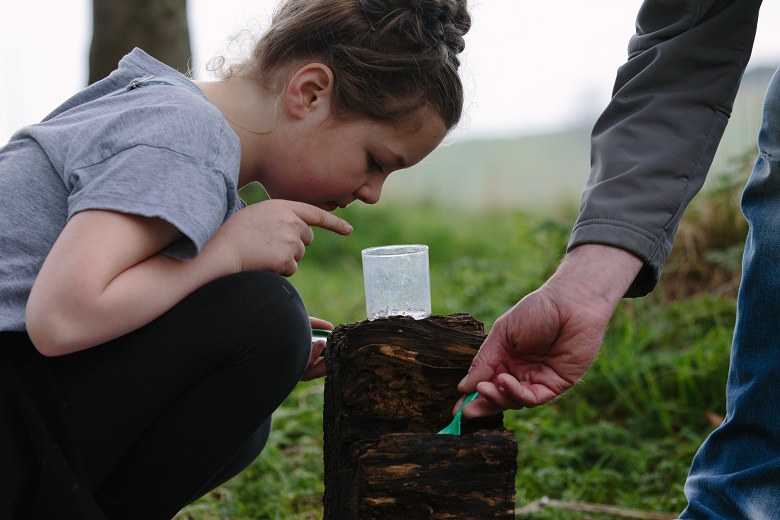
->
[292,203,353,235]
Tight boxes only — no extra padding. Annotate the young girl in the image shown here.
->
[0,0,470,518]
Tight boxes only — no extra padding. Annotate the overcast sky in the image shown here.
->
[2,1,780,144]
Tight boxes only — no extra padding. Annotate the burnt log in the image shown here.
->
[323,314,518,519]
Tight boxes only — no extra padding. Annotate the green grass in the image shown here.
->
[506,293,734,518]
[176,176,742,518]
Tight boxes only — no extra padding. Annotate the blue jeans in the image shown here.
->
[680,67,780,519]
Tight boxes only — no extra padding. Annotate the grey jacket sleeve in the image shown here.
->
[567,0,762,297]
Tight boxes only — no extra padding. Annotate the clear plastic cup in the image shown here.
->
[361,244,431,321]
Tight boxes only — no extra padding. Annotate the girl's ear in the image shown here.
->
[284,63,334,120]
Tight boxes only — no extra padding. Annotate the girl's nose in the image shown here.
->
[355,178,384,205]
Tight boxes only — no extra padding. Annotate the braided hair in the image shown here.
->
[234,0,471,130]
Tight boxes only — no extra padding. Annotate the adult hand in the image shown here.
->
[211,199,352,276]
[301,316,334,381]
[457,244,643,418]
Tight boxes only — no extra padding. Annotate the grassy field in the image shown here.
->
[175,162,749,519]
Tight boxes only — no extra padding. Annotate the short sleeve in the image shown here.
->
[60,88,242,259]
[68,145,231,258]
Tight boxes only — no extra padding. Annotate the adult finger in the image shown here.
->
[462,392,508,418]
[457,380,525,419]
[476,380,526,410]
[450,389,507,418]
[457,332,506,394]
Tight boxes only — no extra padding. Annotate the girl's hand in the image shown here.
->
[208,199,352,277]
[26,201,351,357]
[301,316,334,381]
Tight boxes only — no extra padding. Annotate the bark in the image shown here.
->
[323,314,518,519]
[89,0,191,84]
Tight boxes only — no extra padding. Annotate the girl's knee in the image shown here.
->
[225,271,311,378]
[182,271,311,391]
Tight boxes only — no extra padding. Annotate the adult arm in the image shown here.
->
[572,0,761,297]
[459,0,762,417]
[25,201,352,357]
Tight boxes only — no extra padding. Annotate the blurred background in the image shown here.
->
[2,3,778,518]
[2,0,779,213]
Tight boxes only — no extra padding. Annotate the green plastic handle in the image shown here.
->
[437,391,479,436]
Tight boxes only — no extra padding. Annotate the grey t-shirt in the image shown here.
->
[0,48,243,331]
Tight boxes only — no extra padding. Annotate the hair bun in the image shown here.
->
[248,0,471,129]
[361,0,471,66]
[420,0,471,56]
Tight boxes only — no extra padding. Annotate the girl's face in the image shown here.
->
[260,106,448,210]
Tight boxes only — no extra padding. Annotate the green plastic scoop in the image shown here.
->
[437,391,479,435]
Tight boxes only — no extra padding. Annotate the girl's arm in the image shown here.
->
[26,201,352,356]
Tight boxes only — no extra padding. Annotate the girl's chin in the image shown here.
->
[319,202,339,212]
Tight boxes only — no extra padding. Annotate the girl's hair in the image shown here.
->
[224,0,470,130]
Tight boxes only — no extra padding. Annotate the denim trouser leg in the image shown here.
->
[680,68,780,519]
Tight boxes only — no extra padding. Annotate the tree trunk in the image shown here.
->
[323,314,518,519]
[89,0,191,84]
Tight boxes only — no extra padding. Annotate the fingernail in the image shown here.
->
[458,375,469,388]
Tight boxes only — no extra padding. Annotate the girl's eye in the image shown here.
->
[368,154,384,173]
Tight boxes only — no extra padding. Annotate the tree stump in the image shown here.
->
[323,314,518,519]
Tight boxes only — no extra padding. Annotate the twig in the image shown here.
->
[516,497,678,519]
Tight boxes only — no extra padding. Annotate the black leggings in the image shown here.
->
[1,271,311,519]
